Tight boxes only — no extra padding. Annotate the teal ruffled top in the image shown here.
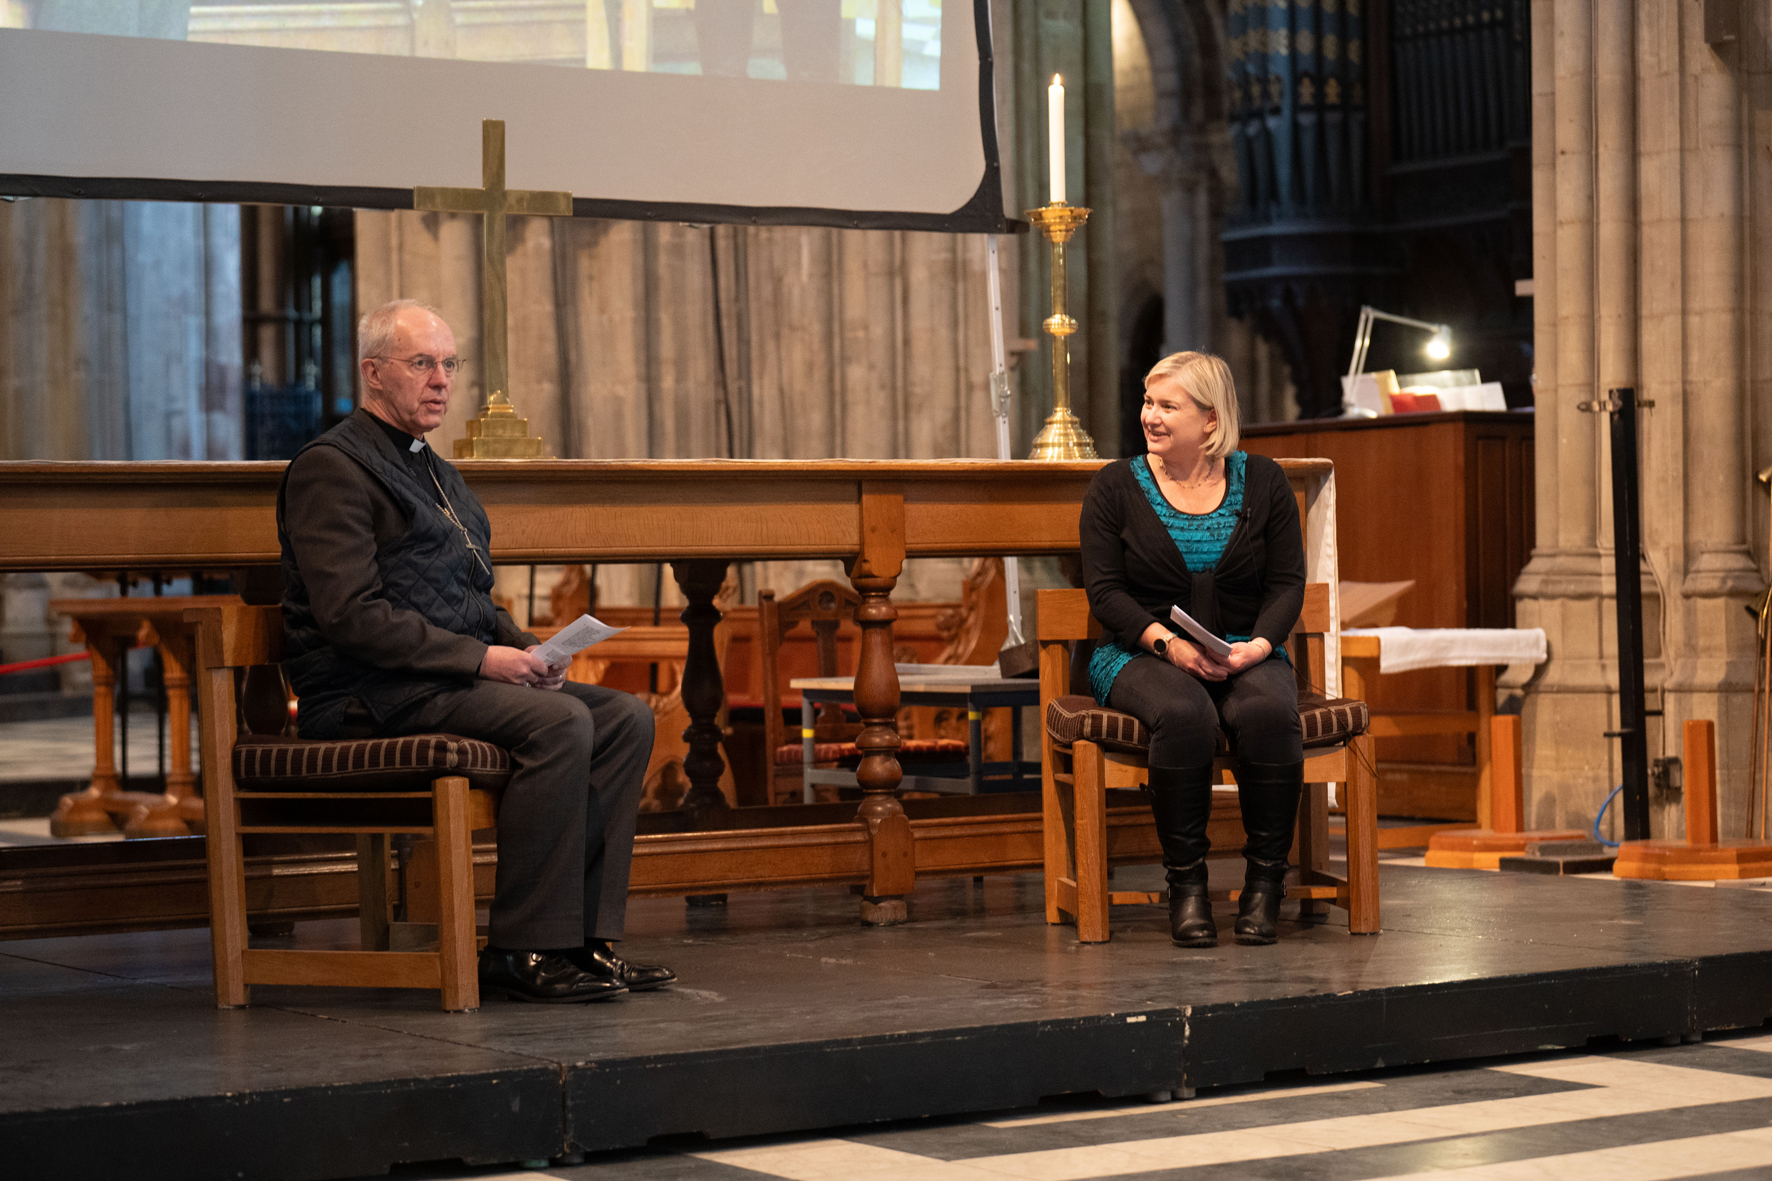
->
[1088,452,1278,704]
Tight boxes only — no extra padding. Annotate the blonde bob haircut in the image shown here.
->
[1143,351,1241,459]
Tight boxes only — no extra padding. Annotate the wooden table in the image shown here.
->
[790,674,1040,800]
[0,460,1099,928]
[46,595,241,840]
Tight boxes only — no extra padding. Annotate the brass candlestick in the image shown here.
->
[1025,201,1098,460]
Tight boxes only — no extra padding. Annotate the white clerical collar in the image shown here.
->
[409,439,425,453]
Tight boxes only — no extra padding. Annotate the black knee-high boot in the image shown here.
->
[1234,760,1303,945]
[1148,764,1216,947]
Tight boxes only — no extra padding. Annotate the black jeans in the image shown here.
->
[387,679,654,950]
[1108,654,1303,768]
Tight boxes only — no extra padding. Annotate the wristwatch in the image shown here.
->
[1152,634,1170,657]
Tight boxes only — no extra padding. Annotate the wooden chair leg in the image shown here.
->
[432,776,479,1011]
[1296,783,1330,919]
[1042,732,1067,924]
[197,666,248,1008]
[357,834,391,951]
[1344,735,1381,934]
[1073,740,1110,943]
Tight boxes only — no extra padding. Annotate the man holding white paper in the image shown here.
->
[277,300,672,1004]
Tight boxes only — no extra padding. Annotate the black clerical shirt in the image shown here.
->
[368,412,433,485]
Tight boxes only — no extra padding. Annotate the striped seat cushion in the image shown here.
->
[1045,694,1368,755]
[233,733,513,792]
[1044,696,1152,754]
[774,738,969,768]
[1298,695,1370,747]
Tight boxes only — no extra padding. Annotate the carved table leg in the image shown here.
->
[850,571,912,924]
[51,634,124,836]
[672,560,732,828]
[125,630,196,839]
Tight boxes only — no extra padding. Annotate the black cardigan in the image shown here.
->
[1079,453,1307,655]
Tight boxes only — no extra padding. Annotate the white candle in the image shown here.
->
[1048,74,1066,204]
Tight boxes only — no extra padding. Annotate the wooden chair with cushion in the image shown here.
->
[187,602,510,1012]
[758,579,965,803]
[1037,458,1380,943]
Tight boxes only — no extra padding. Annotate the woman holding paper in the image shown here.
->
[1078,351,1306,947]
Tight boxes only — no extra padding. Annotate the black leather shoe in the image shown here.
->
[1150,766,1218,947]
[1232,759,1302,946]
[1233,879,1285,945]
[1167,863,1217,948]
[479,947,629,1003]
[568,940,677,991]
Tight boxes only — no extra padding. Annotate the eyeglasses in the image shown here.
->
[374,354,467,378]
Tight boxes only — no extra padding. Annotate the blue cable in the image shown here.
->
[1592,784,1626,848]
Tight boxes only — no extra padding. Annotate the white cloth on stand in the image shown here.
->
[1341,627,1547,675]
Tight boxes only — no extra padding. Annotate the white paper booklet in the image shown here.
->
[534,614,626,666]
[1169,605,1234,658]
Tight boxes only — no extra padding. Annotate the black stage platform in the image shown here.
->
[6,862,1772,1181]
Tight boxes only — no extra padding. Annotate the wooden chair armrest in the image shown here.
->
[1036,588,1096,641]
[186,604,285,670]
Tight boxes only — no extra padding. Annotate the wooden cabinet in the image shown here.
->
[1242,410,1536,818]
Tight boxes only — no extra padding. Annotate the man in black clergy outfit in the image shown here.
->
[278,299,674,1004]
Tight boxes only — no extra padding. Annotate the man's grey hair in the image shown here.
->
[358,299,446,365]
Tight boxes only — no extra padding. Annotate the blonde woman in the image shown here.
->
[1078,352,1306,947]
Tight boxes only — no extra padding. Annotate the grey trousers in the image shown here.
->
[1108,654,1303,768]
[390,679,654,950]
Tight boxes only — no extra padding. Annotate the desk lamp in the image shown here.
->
[1344,306,1453,416]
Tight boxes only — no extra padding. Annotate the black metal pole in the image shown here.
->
[1607,388,1652,839]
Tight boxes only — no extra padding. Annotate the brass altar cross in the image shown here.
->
[415,119,573,458]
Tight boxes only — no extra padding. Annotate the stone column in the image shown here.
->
[1664,0,1762,834]
[1517,0,1768,838]
[0,573,54,694]
[202,204,244,460]
[1513,0,1630,832]
[1160,178,1197,355]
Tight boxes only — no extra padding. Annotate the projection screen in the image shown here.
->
[0,0,1008,232]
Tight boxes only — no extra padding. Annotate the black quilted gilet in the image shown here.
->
[276,412,498,738]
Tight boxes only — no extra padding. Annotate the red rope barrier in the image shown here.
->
[0,651,91,677]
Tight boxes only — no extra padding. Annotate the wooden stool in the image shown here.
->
[1614,720,1772,880]
[1425,716,1587,868]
